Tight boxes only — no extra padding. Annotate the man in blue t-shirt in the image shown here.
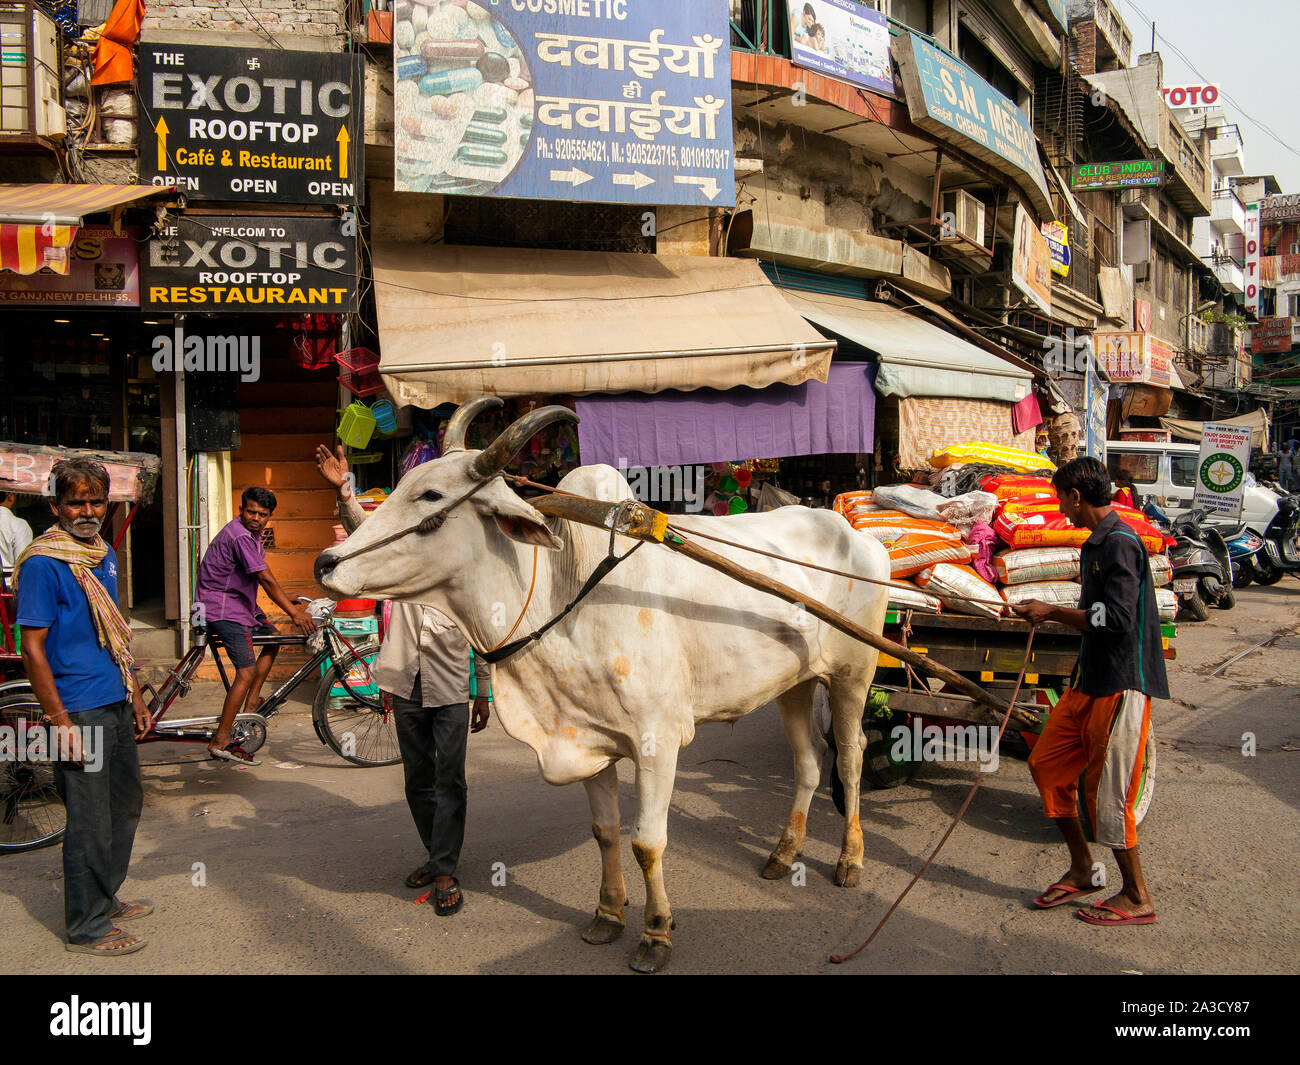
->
[17,458,154,957]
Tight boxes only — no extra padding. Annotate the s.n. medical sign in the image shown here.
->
[892,31,1051,219]
[138,44,365,205]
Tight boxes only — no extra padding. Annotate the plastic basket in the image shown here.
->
[335,347,384,397]
[338,402,377,448]
[371,398,398,434]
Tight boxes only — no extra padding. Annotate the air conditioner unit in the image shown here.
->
[938,189,988,250]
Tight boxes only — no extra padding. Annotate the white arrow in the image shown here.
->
[674,175,721,201]
[550,167,593,187]
[613,170,655,191]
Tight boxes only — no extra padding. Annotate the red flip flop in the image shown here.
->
[1075,903,1158,926]
[1032,882,1103,909]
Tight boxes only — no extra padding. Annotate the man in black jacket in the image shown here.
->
[1012,456,1167,926]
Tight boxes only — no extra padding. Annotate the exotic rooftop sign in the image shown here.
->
[138,44,365,206]
[892,31,1052,220]
[1260,193,1300,223]
[1070,159,1166,191]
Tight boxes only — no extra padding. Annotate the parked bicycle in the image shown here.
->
[0,594,398,854]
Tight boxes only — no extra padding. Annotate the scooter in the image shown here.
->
[1251,493,1300,585]
[1221,523,1267,588]
[1146,504,1235,620]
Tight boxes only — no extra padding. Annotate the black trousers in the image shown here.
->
[391,678,469,878]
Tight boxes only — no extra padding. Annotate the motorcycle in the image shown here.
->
[1251,493,1300,585]
[1222,523,1266,588]
[1146,504,1235,620]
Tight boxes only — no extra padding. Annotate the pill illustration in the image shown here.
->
[396,55,428,81]
[394,21,415,49]
[420,68,484,96]
[428,95,463,119]
[492,21,515,49]
[503,76,529,93]
[471,107,508,125]
[477,52,512,84]
[518,113,532,129]
[422,38,486,61]
[393,0,412,21]
[455,145,508,167]
[462,123,508,146]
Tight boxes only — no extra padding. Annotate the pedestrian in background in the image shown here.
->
[16,458,154,956]
[0,490,33,573]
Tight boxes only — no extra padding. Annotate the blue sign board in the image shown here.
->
[790,0,894,96]
[1085,352,1108,463]
[393,0,734,206]
[893,31,1052,218]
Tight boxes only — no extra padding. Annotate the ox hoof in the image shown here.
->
[834,861,861,888]
[760,857,792,880]
[629,936,672,974]
[581,910,626,945]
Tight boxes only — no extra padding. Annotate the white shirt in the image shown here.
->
[0,506,33,572]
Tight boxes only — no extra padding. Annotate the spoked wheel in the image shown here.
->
[229,715,268,755]
[0,691,67,853]
[311,643,400,767]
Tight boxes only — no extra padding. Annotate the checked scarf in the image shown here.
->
[15,527,134,689]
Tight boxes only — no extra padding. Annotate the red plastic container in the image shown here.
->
[334,597,377,618]
[335,347,384,397]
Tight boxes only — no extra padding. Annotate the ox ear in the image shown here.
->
[489,493,564,551]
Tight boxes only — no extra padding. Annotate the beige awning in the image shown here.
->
[372,244,836,408]
[1161,409,1270,449]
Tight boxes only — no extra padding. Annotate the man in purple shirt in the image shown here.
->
[196,487,314,765]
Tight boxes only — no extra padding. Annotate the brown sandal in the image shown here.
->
[110,900,154,921]
[65,928,147,956]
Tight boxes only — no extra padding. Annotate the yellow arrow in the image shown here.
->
[337,126,350,180]
[155,116,169,172]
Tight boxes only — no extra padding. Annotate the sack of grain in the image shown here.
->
[914,563,1003,618]
[994,547,1081,586]
[1156,587,1177,621]
[889,533,975,578]
[930,443,1056,473]
[1000,581,1082,608]
[873,483,947,521]
[851,512,963,544]
[1149,554,1172,587]
[887,581,942,614]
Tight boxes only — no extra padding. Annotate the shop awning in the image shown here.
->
[0,183,174,275]
[372,244,836,408]
[574,361,876,468]
[780,290,1033,403]
[1161,409,1270,449]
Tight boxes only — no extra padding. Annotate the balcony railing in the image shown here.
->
[1211,187,1246,233]
[730,0,789,55]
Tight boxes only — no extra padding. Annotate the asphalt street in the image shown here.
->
[2,583,1297,975]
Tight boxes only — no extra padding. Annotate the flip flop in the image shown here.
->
[405,865,437,889]
[434,878,464,917]
[209,743,261,767]
[110,900,154,921]
[1075,903,1158,926]
[1032,881,1104,909]
[65,928,147,956]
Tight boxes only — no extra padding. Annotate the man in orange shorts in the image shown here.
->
[1011,455,1167,926]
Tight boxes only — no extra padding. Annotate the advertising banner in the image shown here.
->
[1192,422,1253,519]
[1260,192,1300,223]
[0,226,140,307]
[1243,202,1260,315]
[141,215,357,313]
[789,0,893,95]
[137,44,365,205]
[1251,317,1294,355]
[1011,204,1051,315]
[393,0,733,206]
[1094,331,1173,388]
[1042,220,1070,277]
[1085,351,1108,463]
[1070,159,1165,191]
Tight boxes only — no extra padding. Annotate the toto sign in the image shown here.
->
[1160,84,1220,107]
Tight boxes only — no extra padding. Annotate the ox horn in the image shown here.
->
[442,395,505,452]
[471,405,578,480]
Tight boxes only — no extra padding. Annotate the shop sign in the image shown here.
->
[891,31,1052,218]
[1011,204,1051,315]
[393,0,734,206]
[789,0,893,95]
[1041,220,1070,278]
[1160,84,1220,107]
[138,44,365,205]
[1243,202,1260,315]
[1085,353,1108,463]
[1260,193,1300,223]
[1192,422,1252,520]
[0,226,140,307]
[1251,317,1294,355]
[1070,159,1165,191]
[141,214,358,313]
[1094,331,1173,388]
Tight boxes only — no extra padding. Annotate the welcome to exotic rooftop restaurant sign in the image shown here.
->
[892,31,1052,220]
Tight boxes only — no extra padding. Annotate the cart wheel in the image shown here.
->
[863,718,918,789]
[0,690,67,853]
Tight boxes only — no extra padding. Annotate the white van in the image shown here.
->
[1106,440,1280,529]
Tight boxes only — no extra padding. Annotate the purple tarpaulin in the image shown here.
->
[575,362,876,468]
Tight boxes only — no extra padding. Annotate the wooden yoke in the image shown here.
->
[529,491,1037,728]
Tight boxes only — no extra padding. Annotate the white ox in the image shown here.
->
[315,399,890,972]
